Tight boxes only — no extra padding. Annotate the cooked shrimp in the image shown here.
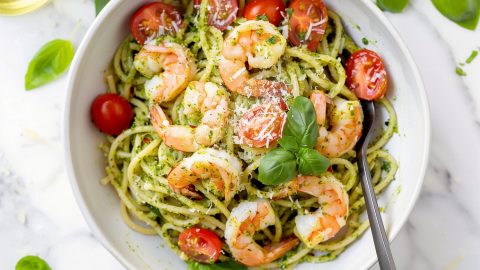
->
[150,81,230,152]
[225,199,299,267]
[134,42,196,103]
[236,100,287,148]
[219,20,288,97]
[310,91,363,158]
[294,173,349,248]
[167,148,242,202]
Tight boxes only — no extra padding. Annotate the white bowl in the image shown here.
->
[64,0,430,269]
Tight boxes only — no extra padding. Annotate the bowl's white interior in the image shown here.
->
[64,0,430,269]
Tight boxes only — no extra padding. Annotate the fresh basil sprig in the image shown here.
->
[432,0,480,30]
[188,261,247,270]
[258,148,298,185]
[376,0,410,13]
[16,255,51,270]
[297,148,330,176]
[258,96,330,185]
[282,95,319,148]
[278,135,299,152]
[25,39,75,90]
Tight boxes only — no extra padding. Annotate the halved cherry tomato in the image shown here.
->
[194,0,238,31]
[288,0,328,51]
[237,102,286,148]
[345,49,388,101]
[243,0,286,26]
[91,93,134,136]
[178,227,222,263]
[130,2,183,44]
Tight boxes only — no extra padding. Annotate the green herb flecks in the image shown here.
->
[298,31,306,42]
[455,49,479,76]
[266,36,278,45]
[256,15,269,21]
[466,49,478,64]
[456,66,467,76]
[432,0,480,30]
[16,255,51,270]
[25,39,75,90]
[259,96,330,185]
[381,161,392,172]
[147,204,161,216]
[376,0,410,13]
[362,37,369,46]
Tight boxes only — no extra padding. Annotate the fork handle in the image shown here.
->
[357,149,397,270]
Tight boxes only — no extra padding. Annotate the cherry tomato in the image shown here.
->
[178,227,222,263]
[91,93,134,136]
[288,0,328,51]
[194,0,238,31]
[130,2,183,44]
[237,102,286,148]
[345,49,388,101]
[243,0,286,26]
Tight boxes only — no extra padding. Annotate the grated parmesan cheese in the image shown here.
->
[304,18,327,42]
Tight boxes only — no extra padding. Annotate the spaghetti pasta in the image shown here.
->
[98,0,399,268]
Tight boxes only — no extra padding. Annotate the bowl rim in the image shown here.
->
[63,0,431,269]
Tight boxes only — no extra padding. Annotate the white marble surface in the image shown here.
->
[1,0,479,269]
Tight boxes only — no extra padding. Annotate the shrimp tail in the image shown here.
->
[264,237,300,262]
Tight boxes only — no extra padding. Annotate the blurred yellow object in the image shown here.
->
[0,0,50,15]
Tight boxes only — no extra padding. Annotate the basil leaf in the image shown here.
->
[298,148,330,176]
[95,0,110,15]
[259,148,297,185]
[431,0,480,30]
[278,135,299,152]
[284,96,318,149]
[16,255,51,270]
[213,261,247,269]
[25,39,75,90]
[376,0,410,13]
[188,261,247,270]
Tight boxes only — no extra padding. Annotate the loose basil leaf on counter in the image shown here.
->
[188,261,247,270]
[283,96,318,148]
[95,0,110,15]
[258,148,297,185]
[25,39,75,90]
[376,0,410,13]
[16,255,51,270]
[431,0,480,30]
[278,135,300,152]
[297,148,330,176]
